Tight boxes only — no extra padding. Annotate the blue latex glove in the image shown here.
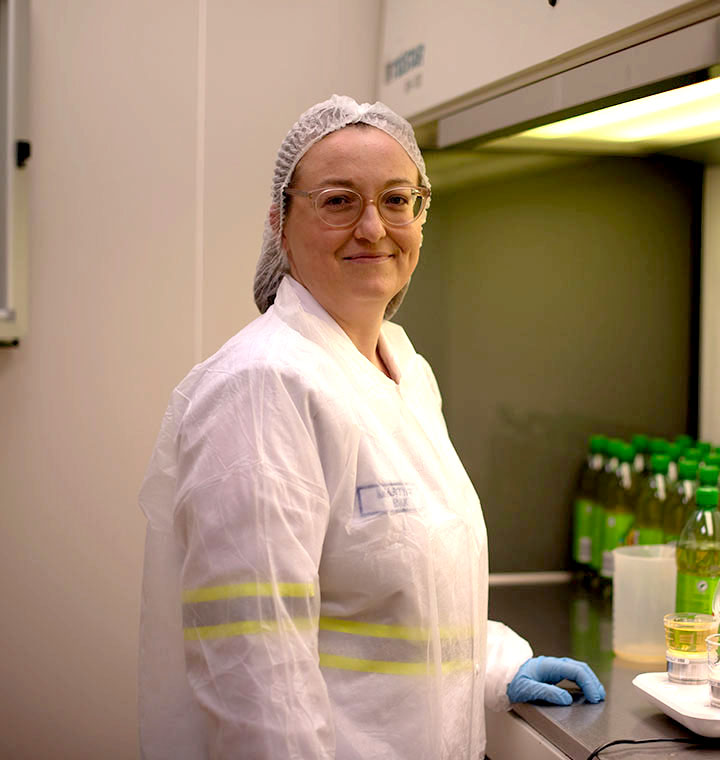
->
[507,656,606,706]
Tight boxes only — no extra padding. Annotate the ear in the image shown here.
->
[418,209,427,246]
[270,200,292,260]
[281,224,293,271]
[282,229,291,259]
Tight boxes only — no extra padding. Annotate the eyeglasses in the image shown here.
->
[284,185,430,228]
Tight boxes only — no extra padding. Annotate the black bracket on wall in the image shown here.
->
[16,140,31,168]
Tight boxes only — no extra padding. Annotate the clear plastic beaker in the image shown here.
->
[612,545,676,662]
[665,613,718,683]
[706,633,720,706]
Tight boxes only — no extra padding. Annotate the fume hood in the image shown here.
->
[380,4,720,574]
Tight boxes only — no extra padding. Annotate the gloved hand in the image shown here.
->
[507,656,606,706]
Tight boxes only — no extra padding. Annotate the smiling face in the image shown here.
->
[281,126,424,325]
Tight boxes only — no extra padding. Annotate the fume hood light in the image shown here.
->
[511,76,720,149]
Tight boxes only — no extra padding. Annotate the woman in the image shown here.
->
[138,95,604,760]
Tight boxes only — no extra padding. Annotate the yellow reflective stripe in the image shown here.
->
[184,616,315,641]
[182,582,315,604]
[318,616,471,641]
[319,653,473,675]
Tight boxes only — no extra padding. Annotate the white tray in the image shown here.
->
[633,671,720,737]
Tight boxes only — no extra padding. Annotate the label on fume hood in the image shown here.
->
[384,43,425,94]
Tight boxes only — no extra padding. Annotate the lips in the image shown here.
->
[342,252,396,261]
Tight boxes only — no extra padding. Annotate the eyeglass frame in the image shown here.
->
[283,184,431,228]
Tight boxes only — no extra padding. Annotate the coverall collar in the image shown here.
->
[279,275,403,384]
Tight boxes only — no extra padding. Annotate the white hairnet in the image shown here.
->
[254,94,431,319]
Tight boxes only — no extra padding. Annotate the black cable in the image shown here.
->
[585,736,709,759]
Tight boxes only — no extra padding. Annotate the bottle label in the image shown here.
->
[620,462,632,490]
[573,498,594,563]
[601,550,614,577]
[682,481,694,502]
[656,477,666,501]
[600,512,634,577]
[666,654,697,665]
[676,572,720,615]
[637,527,664,545]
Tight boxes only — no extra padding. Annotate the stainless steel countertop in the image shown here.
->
[488,581,720,759]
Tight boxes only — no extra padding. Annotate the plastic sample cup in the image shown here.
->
[665,613,718,683]
[612,545,676,662]
[706,633,720,707]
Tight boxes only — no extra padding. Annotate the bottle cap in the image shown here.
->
[607,439,622,459]
[631,434,649,453]
[705,453,720,469]
[589,435,607,454]
[666,442,684,462]
[698,465,720,487]
[697,441,713,457]
[678,459,699,480]
[649,438,670,455]
[696,486,719,509]
[650,454,670,475]
[618,442,635,464]
[686,447,703,462]
[675,434,694,449]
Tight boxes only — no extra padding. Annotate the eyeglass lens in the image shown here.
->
[314,187,425,227]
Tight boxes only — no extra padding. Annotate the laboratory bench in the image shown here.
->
[486,581,720,759]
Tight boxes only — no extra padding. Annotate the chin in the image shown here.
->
[350,278,402,305]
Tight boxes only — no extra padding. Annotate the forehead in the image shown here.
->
[293,126,418,186]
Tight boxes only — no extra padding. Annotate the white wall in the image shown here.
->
[0,2,379,757]
[202,2,381,354]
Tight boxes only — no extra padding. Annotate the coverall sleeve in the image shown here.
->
[484,620,533,712]
[174,368,335,759]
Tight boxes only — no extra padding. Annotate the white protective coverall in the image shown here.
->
[138,276,533,760]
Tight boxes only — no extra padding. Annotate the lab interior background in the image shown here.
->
[1,1,719,758]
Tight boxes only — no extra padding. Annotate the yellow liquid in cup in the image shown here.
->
[665,616,717,657]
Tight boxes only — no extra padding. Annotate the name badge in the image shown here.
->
[356,483,417,517]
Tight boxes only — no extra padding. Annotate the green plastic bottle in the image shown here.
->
[599,442,638,580]
[650,437,670,453]
[587,437,610,578]
[697,441,713,460]
[705,453,720,471]
[676,486,720,614]
[631,434,650,477]
[685,447,704,464]
[666,442,684,484]
[663,459,699,544]
[572,435,606,570]
[591,439,621,573]
[695,464,720,494]
[675,434,694,451]
[632,454,670,545]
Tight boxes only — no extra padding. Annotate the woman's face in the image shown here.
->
[282,126,424,323]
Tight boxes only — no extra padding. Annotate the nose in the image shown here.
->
[353,200,387,243]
